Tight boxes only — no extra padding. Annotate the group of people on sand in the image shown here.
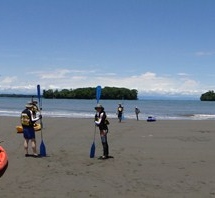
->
[20,99,140,160]
[117,103,141,121]
[20,99,111,160]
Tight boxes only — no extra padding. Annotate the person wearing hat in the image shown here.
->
[21,103,42,157]
[94,104,109,159]
[26,100,39,118]
[31,100,40,118]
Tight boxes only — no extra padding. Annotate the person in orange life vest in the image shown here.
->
[21,103,42,157]
[94,104,109,159]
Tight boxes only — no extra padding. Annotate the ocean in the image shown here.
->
[0,97,215,120]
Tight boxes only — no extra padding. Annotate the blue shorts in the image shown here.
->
[23,127,35,139]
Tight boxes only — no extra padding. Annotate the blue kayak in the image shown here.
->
[147,116,156,122]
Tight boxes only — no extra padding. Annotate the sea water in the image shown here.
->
[0,97,215,120]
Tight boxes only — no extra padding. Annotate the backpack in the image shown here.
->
[105,119,110,125]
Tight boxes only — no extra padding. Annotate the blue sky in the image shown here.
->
[0,0,215,99]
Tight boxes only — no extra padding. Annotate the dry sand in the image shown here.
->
[0,116,215,198]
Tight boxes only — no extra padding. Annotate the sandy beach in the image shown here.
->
[0,116,215,198]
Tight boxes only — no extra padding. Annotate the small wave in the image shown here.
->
[180,114,195,117]
[0,110,20,117]
[0,109,215,121]
[191,114,215,120]
[42,111,95,118]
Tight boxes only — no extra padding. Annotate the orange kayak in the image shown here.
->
[0,146,8,172]
[16,123,41,133]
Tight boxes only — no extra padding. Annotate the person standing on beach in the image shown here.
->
[135,107,140,121]
[21,103,42,157]
[117,103,124,122]
[95,104,109,159]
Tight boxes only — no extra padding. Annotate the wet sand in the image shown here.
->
[0,117,215,198]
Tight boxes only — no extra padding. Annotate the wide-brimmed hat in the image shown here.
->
[31,100,38,104]
[94,104,104,110]
[25,103,33,108]
[28,100,38,105]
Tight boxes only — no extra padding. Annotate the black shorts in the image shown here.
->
[23,127,35,139]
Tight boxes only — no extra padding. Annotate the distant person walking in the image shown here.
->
[117,103,124,122]
[21,103,42,157]
[135,107,140,121]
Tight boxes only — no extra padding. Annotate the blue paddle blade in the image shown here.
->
[40,140,46,157]
[96,86,102,104]
[90,142,95,158]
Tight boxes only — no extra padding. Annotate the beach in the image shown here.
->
[0,116,215,198]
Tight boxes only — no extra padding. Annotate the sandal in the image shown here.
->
[98,156,108,160]
[33,154,40,158]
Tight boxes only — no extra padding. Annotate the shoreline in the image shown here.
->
[0,117,215,197]
[1,114,215,121]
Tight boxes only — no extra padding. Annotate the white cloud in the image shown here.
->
[177,73,189,76]
[195,51,215,56]
[30,69,97,80]
[0,69,210,97]
[1,76,17,84]
[36,69,71,79]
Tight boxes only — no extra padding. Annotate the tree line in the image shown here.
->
[43,87,138,100]
[200,90,215,101]
[0,94,37,98]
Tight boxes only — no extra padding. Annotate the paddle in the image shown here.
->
[37,84,46,157]
[90,85,102,158]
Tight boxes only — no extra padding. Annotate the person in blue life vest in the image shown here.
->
[135,107,140,121]
[94,104,110,159]
[117,103,124,122]
[21,103,42,157]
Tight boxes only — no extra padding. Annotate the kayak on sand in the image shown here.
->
[147,116,156,122]
[16,123,41,133]
[0,146,8,174]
